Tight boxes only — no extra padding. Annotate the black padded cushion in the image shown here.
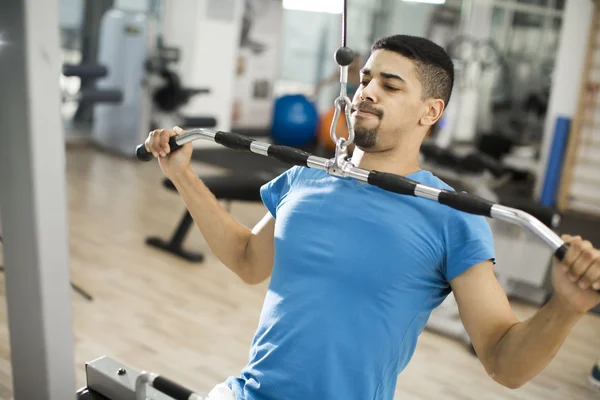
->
[163,174,274,202]
[181,116,217,128]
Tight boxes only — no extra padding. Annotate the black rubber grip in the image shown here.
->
[62,63,108,78]
[367,171,418,196]
[79,89,123,103]
[438,191,495,217]
[554,244,569,261]
[214,130,255,151]
[266,145,311,166]
[135,136,182,162]
[152,375,195,400]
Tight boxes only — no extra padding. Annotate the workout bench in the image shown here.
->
[146,173,274,262]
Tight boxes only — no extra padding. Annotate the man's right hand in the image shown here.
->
[144,126,276,285]
[144,126,194,180]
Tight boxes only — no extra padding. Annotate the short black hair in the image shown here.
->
[371,35,454,107]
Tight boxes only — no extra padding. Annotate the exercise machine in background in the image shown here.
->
[62,64,123,105]
[90,6,217,158]
[145,36,217,132]
[435,35,509,149]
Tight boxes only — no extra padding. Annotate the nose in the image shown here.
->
[358,81,376,103]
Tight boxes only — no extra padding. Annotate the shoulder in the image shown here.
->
[270,165,307,186]
[287,165,333,185]
[409,170,456,192]
[410,170,493,238]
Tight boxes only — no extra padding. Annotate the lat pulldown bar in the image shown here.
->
[134,128,573,267]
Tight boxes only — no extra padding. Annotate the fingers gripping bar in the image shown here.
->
[135,128,573,267]
[136,136,182,161]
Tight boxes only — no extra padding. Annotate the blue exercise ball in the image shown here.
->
[271,94,318,146]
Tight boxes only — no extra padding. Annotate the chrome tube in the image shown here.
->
[346,166,370,182]
[307,155,331,170]
[174,128,218,146]
[340,66,348,95]
[135,371,157,400]
[415,184,442,201]
[491,204,563,250]
[250,141,270,156]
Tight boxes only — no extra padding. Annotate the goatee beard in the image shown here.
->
[353,125,378,149]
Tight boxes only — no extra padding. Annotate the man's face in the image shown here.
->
[350,49,434,151]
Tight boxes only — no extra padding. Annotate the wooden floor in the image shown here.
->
[0,146,599,399]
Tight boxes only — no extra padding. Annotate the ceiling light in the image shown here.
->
[282,0,343,14]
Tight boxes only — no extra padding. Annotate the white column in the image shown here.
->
[161,0,244,146]
[0,0,76,399]
[534,0,595,199]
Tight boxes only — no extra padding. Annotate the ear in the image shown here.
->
[420,99,445,128]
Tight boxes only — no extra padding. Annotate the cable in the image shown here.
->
[330,0,356,148]
[342,0,348,48]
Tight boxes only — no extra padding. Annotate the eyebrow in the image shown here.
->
[360,68,406,84]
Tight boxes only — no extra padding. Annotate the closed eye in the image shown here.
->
[360,79,399,92]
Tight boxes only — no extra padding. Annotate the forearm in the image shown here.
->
[170,168,253,280]
[491,296,583,388]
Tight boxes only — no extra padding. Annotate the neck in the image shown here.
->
[350,140,422,177]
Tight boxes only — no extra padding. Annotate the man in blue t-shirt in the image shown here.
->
[144,35,600,400]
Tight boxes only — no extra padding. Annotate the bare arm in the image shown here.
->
[171,169,275,284]
[451,259,589,389]
[144,127,276,284]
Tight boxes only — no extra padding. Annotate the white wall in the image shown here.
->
[534,0,595,199]
[278,0,375,85]
[278,10,337,85]
[388,2,438,38]
[161,0,243,145]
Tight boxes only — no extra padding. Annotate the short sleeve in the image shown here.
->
[442,209,496,282]
[259,167,299,219]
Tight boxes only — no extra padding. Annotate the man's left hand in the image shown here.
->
[551,234,600,314]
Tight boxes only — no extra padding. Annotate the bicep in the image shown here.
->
[450,260,519,371]
[244,212,276,284]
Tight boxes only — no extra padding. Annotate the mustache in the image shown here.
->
[352,102,383,118]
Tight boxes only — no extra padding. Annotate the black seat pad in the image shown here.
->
[163,173,274,202]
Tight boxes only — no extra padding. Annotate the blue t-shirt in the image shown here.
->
[226,166,495,400]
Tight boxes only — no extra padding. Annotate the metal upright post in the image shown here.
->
[0,0,77,399]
